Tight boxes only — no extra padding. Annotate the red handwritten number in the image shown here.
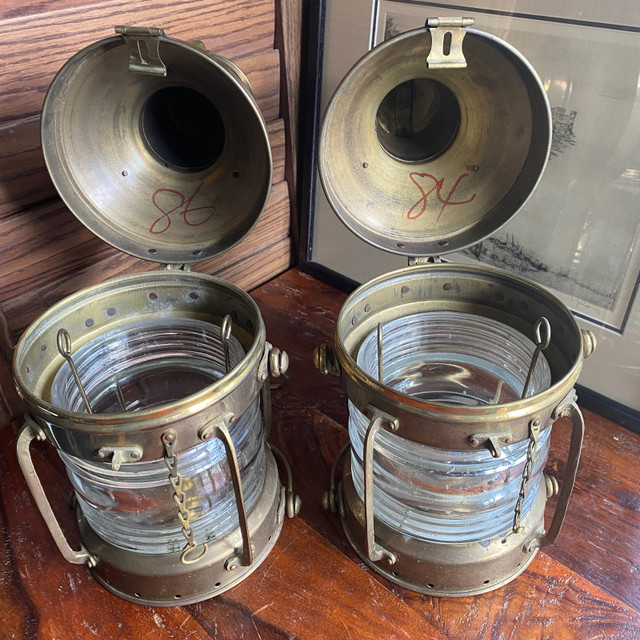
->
[150,183,215,234]
[407,172,476,221]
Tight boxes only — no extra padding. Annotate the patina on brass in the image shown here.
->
[316,20,594,596]
[41,26,272,265]
[319,22,550,257]
[14,26,296,606]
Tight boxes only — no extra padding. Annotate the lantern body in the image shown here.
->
[316,20,592,595]
[13,26,296,607]
[15,271,290,605]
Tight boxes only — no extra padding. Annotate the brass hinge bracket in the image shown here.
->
[115,25,167,77]
[425,17,474,69]
[159,263,192,271]
[408,256,442,265]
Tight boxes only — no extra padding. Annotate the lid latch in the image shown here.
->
[115,25,167,77]
[425,17,474,69]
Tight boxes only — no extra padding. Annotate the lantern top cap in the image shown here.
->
[41,26,272,266]
[318,24,551,258]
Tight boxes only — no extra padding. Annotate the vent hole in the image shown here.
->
[376,78,460,163]
[142,86,225,170]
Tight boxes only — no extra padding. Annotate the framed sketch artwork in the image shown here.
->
[301,0,640,424]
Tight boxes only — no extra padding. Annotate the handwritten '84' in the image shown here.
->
[407,172,476,221]
[149,183,215,235]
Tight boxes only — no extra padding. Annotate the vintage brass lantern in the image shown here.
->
[316,19,596,595]
[14,26,298,606]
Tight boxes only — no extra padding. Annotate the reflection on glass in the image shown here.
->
[350,311,552,543]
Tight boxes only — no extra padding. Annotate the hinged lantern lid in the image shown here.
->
[318,19,551,258]
[41,26,272,266]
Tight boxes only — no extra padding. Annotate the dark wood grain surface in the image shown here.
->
[0,267,638,639]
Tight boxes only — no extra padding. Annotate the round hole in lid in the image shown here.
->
[142,86,225,171]
[375,78,461,163]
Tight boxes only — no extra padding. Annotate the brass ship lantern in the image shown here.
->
[316,19,596,595]
[13,26,298,606]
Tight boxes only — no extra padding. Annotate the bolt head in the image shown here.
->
[225,558,239,572]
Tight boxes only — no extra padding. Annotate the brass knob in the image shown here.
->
[269,348,289,377]
[313,343,340,377]
[544,474,559,498]
[581,329,597,359]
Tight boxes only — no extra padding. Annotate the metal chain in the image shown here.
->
[162,430,208,564]
[512,419,541,534]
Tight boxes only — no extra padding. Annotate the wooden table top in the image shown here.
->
[1,267,639,639]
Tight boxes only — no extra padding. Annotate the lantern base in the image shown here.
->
[78,449,284,606]
[339,464,546,596]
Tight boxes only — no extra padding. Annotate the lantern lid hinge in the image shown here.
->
[408,256,442,265]
[159,263,192,271]
[115,25,167,77]
[425,17,474,69]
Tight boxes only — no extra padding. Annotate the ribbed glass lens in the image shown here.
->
[350,311,552,543]
[357,311,551,406]
[51,317,244,413]
[50,316,265,554]
[59,400,265,553]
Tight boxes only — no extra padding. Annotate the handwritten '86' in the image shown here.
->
[149,183,215,235]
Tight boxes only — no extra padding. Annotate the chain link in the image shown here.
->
[512,420,541,534]
[162,430,208,564]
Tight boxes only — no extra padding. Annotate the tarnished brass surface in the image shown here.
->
[339,462,544,596]
[80,449,284,606]
[13,271,268,460]
[332,262,584,449]
[41,27,272,265]
[319,27,550,257]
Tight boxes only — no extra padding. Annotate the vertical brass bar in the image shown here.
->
[214,423,253,566]
[377,323,383,383]
[221,315,232,373]
[363,408,398,565]
[522,317,551,399]
[56,328,93,413]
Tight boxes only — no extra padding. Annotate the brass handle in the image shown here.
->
[16,419,97,567]
[268,444,301,519]
[206,420,254,567]
[362,407,398,565]
[525,395,584,551]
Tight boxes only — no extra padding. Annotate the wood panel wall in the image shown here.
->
[0,0,300,423]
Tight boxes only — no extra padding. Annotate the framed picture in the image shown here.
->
[300,0,640,427]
